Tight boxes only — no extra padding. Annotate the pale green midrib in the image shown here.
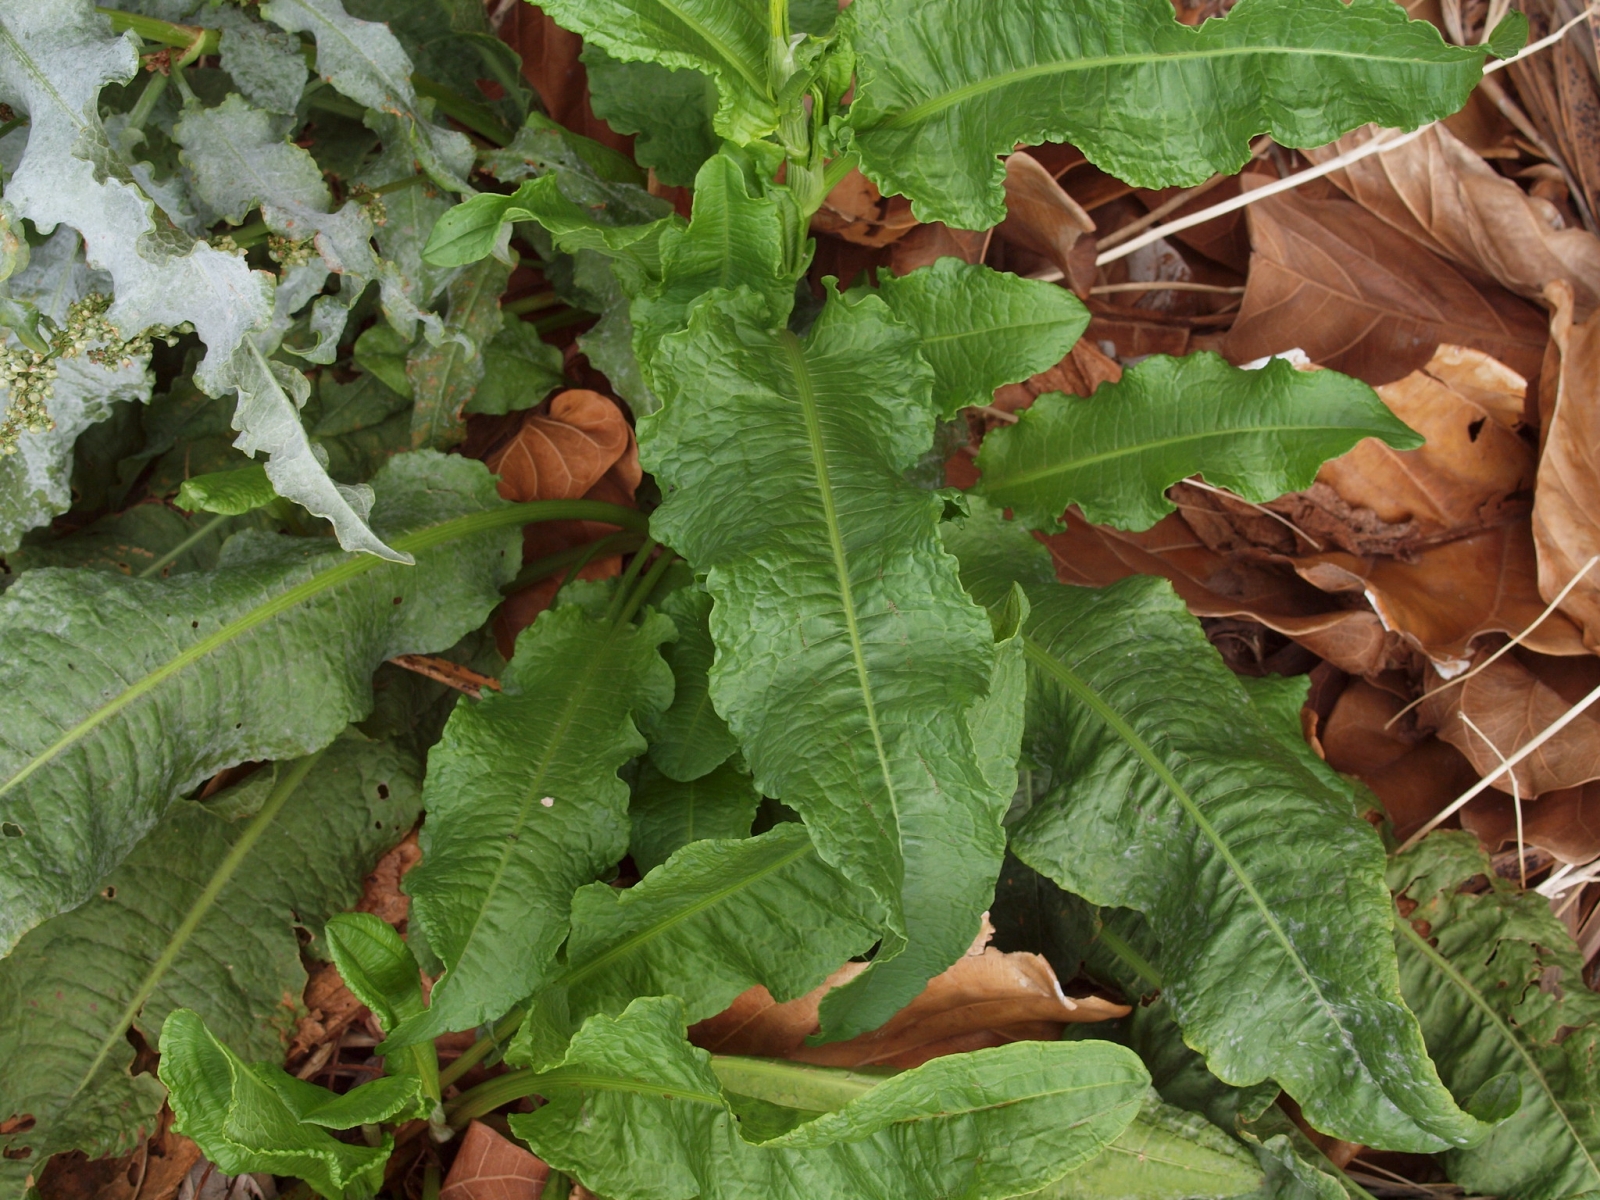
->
[289,0,415,110]
[787,1079,1141,1130]
[563,836,815,987]
[1020,633,1370,1093]
[445,622,617,984]
[67,750,324,1098]
[0,20,80,134]
[988,423,1384,490]
[138,512,232,579]
[1396,918,1599,1181]
[0,499,641,802]
[781,329,905,912]
[876,43,1479,130]
[917,318,1077,347]
[599,0,768,98]
[534,1069,723,1107]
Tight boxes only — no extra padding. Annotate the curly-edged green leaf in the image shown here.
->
[175,464,278,517]
[1390,832,1600,1200]
[876,259,1089,420]
[160,1008,416,1200]
[481,112,646,189]
[511,824,881,1068]
[511,996,1149,1200]
[844,0,1495,228]
[638,582,740,782]
[0,0,274,393]
[1041,1095,1263,1200]
[259,0,473,192]
[583,46,718,187]
[631,153,796,380]
[629,759,759,873]
[218,18,310,116]
[640,288,1007,1041]
[406,255,510,449]
[0,737,420,1197]
[944,504,1488,1153]
[0,454,633,953]
[535,0,776,144]
[0,230,154,553]
[425,173,672,268]
[976,353,1421,532]
[394,602,675,1045]
[326,912,425,1034]
[466,315,565,416]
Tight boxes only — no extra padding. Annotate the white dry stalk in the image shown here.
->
[1399,677,1600,851]
[1460,712,1527,888]
[1023,4,1600,281]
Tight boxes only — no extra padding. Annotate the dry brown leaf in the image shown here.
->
[1315,345,1535,538]
[1532,281,1600,651]
[690,929,1127,1072]
[997,151,1097,297]
[1506,2,1600,232]
[811,169,918,247]
[38,1106,200,1200]
[1043,511,1403,676]
[1419,650,1600,797]
[440,1122,549,1200]
[485,390,634,503]
[1222,185,1549,387]
[498,6,632,155]
[1306,123,1600,314]
[1130,176,1253,274]
[1462,780,1600,866]
[1320,678,1482,841]
[888,222,991,275]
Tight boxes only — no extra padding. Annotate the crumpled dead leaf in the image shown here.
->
[1463,780,1600,866]
[483,389,642,655]
[1306,123,1600,314]
[812,169,919,248]
[888,222,992,276]
[441,1123,550,1200]
[690,922,1127,1071]
[1419,650,1600,798]
[1222,184,1550,387]
[997,151,1097,297]
[1532,281,1600,651]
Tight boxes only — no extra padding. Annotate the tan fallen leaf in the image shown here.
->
[812,168,918,248]
[1222,185,1549,387]
[690,925,1127,1072]
[1419,650,1600,798]
[1532,281,1600,651]
[888,222,991,276]
[441,1122,550,1200]
[1505,1,1600,231]
[997,151,1097,297]
[1463,780,1600,866]
[1306,123,1600,313]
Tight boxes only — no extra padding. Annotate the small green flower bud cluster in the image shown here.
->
[267,233,315,268]
[210,233,244,256]
[0,345,57,454]
[349,185,389,228]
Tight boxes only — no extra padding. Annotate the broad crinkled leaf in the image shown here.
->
[218,19,310,116]
[1390,832,1600,1200]
[844,0,1495,228]
[1041,1095,1263,1200]
[630,153,797,380]
[0,230,153,552]
[583,46,719,187]
[511,996,1149,1200]
[976,353,1421,532]
[638,582,740,782]
[0,452,524,953]
[630,759,759,873]
[510,824,882,1068]
[395,602,675,1044]
[0,737,421,1197]
[259,0,474,192]
[641,288,1010,1041]
[406,256,510,448]
[534,0,777,144]
[467,316,565,416]
[174,94,331,221]
[876,258,1089,420]
[160,1009,417,1200]
[944,504,1489,1153]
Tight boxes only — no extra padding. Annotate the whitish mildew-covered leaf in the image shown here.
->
[0,738,420,1196]
[642,287,1012,1041]
[844,0,1501,228]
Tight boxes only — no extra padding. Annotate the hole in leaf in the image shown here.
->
[2,1147,31,1160]
[1,823,22,838]
[392,596,403,605]
[1467,417,1485,442]
[377,784,390,799]
[191,620,199,629]
[101,885,116,900]
[0,1115,35,1136]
